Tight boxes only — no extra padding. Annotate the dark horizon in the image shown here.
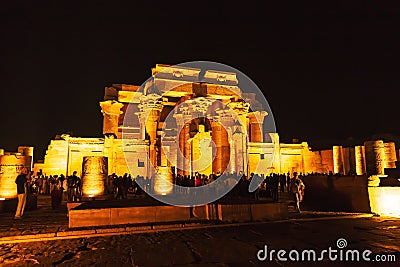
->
[1,1,400,160]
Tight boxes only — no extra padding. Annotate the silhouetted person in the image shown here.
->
[51,183,62,209]
[67,172,77,202]
[115,176,125,199]
[290,172,305,213]
[14,168,29,219]
[122,173,129,199]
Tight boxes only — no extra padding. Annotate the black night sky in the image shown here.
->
[1,1,400,160]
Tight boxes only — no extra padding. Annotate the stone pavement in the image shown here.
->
[0,195,68,238]
[0,192,374,244]
[1,216,399,266]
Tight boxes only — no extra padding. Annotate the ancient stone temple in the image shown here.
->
[34,64,398,184]
[99,65,275,178]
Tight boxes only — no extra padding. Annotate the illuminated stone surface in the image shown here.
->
[0,154,30,198]
[190,125,213,175]
[355,146,366,175]
[34,65,399,181]
[333,146,344,174]
[100,100,124,137]
[364,140,385,175]
[383,142,397,169]
[81,156,108,197]
[342,147,356,175]
[368,186,400,217]
[154,166,173,195]
[17,146,34,170]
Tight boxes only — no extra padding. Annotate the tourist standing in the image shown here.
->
[290,172,305,213]
[75,175,82,198]
[67,172,77,202]
[14,168,29,219]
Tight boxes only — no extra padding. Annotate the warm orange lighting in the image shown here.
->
[0,155,28,199]
[368,186,400,218]
[154,167,173,195]
[81,156,108,197]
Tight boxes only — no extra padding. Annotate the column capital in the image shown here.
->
[186,97,215,115]
[99,100,124,116]
[248,111,268,124]
[136,93,163,122]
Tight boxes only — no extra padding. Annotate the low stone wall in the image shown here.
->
[69,201,289,228]
[368,187,400,217]
[69,205,191,228]
[192,204,218,220]
[217,202,288,222]
[301,175,371,213]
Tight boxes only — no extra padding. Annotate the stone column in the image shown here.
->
[248,111,267,143]
[175,114,185,176]
[228,101,250,175]
[211,119,230,175]
[103,134,115,177]
[355,145,366,175]
[384,142,397,169]
[81,156,108,197]
[0,154,27,198]
[343,147,356,175]
[159,131,169,167]
[364,140,385,175]
[333,146,344,174]
[269,133,281,174]
[137,94,162,177]
[183,119,192,176]
[18,146,34,170]
[216,109,235,174]
[100,100,124,137]
[232,126,246,175]
[174,112,192,176]
[136,116,147,140]
[228,101,250,136]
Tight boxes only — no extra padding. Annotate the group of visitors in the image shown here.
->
[107,173,136,199]
[14,167,306,219]
[14,169,82,219]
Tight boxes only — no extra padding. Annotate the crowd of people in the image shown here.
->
[14,168,306,219]
[14,169,83,219]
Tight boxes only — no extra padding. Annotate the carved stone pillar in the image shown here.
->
[228,101,250,175]
[175,115,185,176]
[248,111,267,143]
[159,131,169,167]
[364,140,385,175]
[232,127,245,175]
[384,142,397,169]
[137,94,162,176]
[174,111,192,176]
[216,109,234,174]
[228,100,250,138]
[211,119,230,175]
[333,146,344,174]
[100,100,124,136]
[355,145,366,175]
